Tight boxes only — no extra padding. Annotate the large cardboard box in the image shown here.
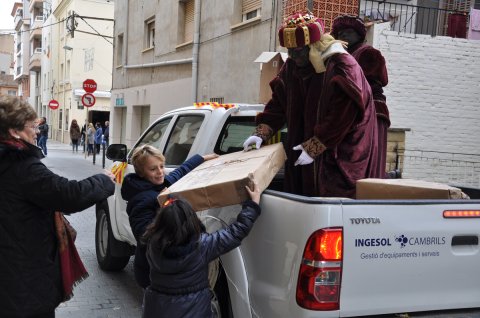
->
[356,178,469,200]
[158,143,287,211]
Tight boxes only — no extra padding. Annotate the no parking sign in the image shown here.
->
[81,93,96,107]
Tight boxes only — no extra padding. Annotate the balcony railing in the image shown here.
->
[359,0,469,37]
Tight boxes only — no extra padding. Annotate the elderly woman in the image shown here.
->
[0,96,115,318]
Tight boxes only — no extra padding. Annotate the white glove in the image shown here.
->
[243,136,263,151]
[293,144,314,166]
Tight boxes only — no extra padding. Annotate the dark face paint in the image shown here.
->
[337,28,362,47]
[288,46,311,68]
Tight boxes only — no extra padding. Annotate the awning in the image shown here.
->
[73,89,111,98]
[254,52,288,63]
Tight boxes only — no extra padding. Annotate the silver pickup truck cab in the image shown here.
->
[97,104,480,317]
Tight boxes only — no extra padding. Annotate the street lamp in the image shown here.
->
[62,45,73,143]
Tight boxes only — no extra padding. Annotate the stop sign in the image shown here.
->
[83,79,97,93]
[48,99,59,110]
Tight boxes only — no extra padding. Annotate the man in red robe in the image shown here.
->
[243,12,379,198]
[332,15,390,178]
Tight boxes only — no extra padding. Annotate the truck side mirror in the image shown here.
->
[106,144,127,161]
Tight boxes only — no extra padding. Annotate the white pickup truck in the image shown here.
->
[96,103,480,317]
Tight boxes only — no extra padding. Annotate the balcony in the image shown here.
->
[14,11,23,30]
[30,20,42,40]
[360,0,470,37]
[29,47,42,72]
[29,0,43,12]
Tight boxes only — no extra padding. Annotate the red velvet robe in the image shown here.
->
[257,53,379,198]
[350,43,390,177]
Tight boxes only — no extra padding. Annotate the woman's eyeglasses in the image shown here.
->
[24,124,39,131]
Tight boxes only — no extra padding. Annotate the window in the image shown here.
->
[215,117,287,155]
[210,97,224,104]
[215,117,256,155]
[133,117,172,157]
[242,0,261,22]
[84,48,94,72]
[59,109,63,130]
[116,33,123,66]
[164,115,204,165]
[145,18,155,49]
[182,0,194,43]
[8,90,16,96]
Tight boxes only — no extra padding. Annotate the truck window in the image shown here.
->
[129,117,172,160]
[164,115,204,165]
[214,117,288,155]
[215,117,256,155]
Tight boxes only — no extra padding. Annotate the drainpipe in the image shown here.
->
[124,58,193,69]
[192,0,201,103]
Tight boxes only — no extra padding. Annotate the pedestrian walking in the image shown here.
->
[70,119,82,153]
[95,122,103,154]
[0,95,116,318]
[103,120,110,147]
[38,116,49,156]
[87,123,95,156]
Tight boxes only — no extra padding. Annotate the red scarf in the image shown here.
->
[54,212,89,301]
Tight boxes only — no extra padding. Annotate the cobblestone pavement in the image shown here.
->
[43,141,143,318]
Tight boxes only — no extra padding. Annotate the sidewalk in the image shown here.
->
[43,140,109,178]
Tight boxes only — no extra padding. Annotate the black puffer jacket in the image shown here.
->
[143,200,261,318]
[0,140,115,317]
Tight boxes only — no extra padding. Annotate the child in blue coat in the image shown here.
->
[141,182,261,318]
[121,144,218,288]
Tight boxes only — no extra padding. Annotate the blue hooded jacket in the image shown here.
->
[120,154,204,288]
[143,200,261,318]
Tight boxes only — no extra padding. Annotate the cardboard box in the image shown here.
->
[158,143,287,211]
[356,178,469,200]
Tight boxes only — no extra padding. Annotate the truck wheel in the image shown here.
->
[95,207,130,271]
[211,266,233,318]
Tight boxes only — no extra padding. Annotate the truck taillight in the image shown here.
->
[296,228,343,311]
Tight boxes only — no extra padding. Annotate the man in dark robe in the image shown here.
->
[244,12,379,198]
[332,15,390,178]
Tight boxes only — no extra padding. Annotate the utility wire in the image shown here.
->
[3,18,66,36]
[76,14,113,45]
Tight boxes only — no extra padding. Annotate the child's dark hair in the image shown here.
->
[142,195,204,254]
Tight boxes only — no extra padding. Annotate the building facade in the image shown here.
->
[43,0,114,143]
[12,1,33,103]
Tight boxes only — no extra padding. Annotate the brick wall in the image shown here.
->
[374,24,480,187]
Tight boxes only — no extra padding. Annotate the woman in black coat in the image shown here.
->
[0,96,115,318]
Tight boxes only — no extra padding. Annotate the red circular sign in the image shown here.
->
[81,93,96,107]
[48,99,59,110]
[83,79,97,93]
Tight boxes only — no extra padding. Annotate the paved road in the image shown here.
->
[44,141,143,318]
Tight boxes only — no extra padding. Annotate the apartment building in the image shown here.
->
[12,1,33,104]
[110,0,366,147]
[43,0,114,143]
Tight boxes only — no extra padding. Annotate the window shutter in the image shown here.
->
[184,0,194,43]
[242,0,261,15]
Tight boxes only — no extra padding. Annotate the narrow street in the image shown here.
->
[44,141,143,318]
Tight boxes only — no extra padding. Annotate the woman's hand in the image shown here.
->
[202,153,219,161]
[245,181,261,204]
[103,170,116,184]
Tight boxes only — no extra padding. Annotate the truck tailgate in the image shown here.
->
[340,201,480,317]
